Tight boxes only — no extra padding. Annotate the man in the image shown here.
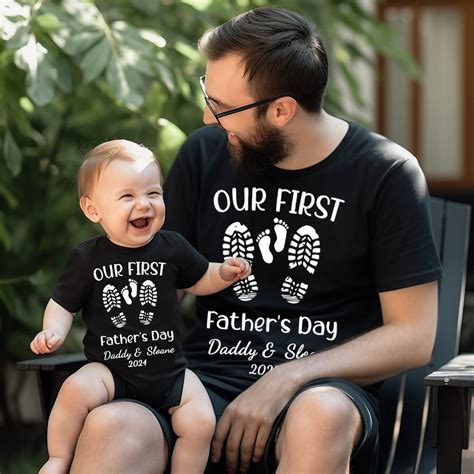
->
[70,7,442,474]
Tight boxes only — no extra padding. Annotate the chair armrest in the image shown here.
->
[17,353,87,419]
[424,353,474,387]
[17,352,87,372]
[424,353,473,473]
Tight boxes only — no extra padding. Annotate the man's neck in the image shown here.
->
[275,111,349,171]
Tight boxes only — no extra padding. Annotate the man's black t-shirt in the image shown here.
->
[51,230,209,402]
[163,123,443,395]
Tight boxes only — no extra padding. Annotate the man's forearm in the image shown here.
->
[279,281,438,388]
[279,322,429,389]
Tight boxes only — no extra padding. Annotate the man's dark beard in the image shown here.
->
[227,121,294,175]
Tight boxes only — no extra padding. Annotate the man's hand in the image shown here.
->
[30,329,65,354]
[211,365,298,474]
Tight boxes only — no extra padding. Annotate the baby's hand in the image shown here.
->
[219,258,252,282]
[30,329,65,354]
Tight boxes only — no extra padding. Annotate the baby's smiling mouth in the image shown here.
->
[130,217,150,229]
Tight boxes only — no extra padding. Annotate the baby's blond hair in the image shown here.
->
[78,139,160,198]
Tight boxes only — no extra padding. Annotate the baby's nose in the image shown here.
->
[136,196,151,208]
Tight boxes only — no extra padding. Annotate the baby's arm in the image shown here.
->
[30,299,74,354]
[186,258,251,296]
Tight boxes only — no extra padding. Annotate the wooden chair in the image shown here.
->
[18,197,472,473]
[376,197,472,473]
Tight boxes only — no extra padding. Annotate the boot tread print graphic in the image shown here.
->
[223,222,258,301]
[281,276,309,305]
[233,275,258,302]
[288,225,320,275]
[102,285,121,312]
[111,312,126,328]
[139,280,158,307]
[138,280,157,325]
[139,310,154,325]
[222,222,255,262]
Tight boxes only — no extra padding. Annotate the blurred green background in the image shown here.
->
[0,0,419,471]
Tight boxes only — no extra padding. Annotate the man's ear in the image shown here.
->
[79,196,100,223]
[269,96,297,127]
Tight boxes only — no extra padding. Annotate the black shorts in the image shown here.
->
[131,375,380,474]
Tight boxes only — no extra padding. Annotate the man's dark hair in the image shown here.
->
[198,6,328,115]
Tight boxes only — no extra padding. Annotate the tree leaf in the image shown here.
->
[119,45,154,76]
[27,52,57,106]
[80,36,110,83]
[3,128,22,176]
[14,35,39,75]
[5,23,29,49]
[62,30,103,56]
[106,55,144,107]
[54,56,73,93]
[112,21,154,54]
[0,1,29,41]
[36,13,62,31]
[0,285,16,314]
[6,95,34,136]
[156,118,186,174]
[181,0,213,11]
[28,269,50,287]
[139,29,166,48]
[0,0,30,18]
[155,62,175,93]
[62,0,102,28]
[0,218,12,251]
[0,184,18,208]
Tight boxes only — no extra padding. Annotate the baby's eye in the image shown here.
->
[120,194,133,200]
[149,191,162,196]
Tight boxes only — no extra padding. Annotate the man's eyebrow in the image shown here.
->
[208,94,233,109]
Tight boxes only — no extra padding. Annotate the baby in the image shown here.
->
[30,139,251,474]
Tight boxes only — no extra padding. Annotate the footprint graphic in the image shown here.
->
[288,225,321,274]
[139,280,158,307]
[121,286,132,305]
[129,278,138,298]
[273,218,288,253]
[102,285,121,312]
[233,274,259,302]
[281,276,308,304]
[222,222,255,263]
[111,312,126,328]
[256,229,273,264]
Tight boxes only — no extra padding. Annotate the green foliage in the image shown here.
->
[0,0,417,423]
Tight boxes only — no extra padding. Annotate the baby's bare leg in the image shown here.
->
[169,369,216,474]
[39,362,115,474]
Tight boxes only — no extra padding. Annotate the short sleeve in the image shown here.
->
[172,233,209,289]
[163,138,200,247]
[369,157,443,292]
[51,247,93,313]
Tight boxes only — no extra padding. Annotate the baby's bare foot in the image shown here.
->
[39,457,70,474]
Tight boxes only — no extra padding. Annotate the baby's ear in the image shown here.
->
[80,196,100,223]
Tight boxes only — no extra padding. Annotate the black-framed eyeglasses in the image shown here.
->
[199,75,277,121]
